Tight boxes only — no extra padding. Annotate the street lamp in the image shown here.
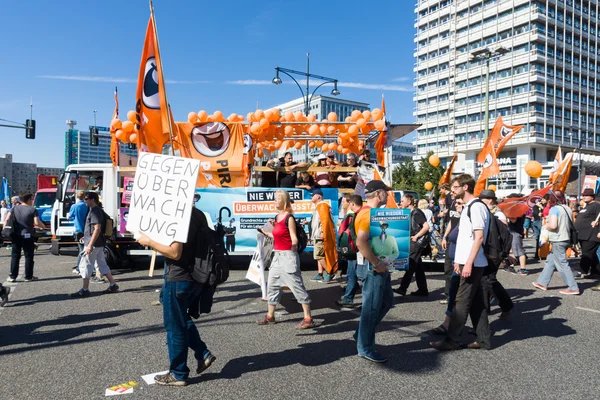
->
[470,46,510,140]
[272,53,340,116]
[570,129,583,201]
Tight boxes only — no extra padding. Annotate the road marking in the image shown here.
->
[576,307,600,314]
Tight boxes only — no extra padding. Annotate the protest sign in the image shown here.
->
[369,208,410,271]
[122,177,134,204]
[119,208,129,234]
[127,153,200,246]
[246,222,273,298]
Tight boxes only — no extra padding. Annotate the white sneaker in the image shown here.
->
[6,277,16,283]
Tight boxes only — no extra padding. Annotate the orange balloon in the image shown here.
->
[524,160,543,178]
[348,125,358,135]
[213,111,224,122]
[274,140,282,149]
[111,119,122,131]
[128,133,137,143]
[327,125,336,135]
[337,145,344,153]
[257,149,264,158]
[328,142,337,151]
[424,181,433,191]
[362,110,371,121]
[260,118,269,128]
[316,140,324,147]
[429,154,440,167]
[356,118,367,128]
[255,109,264,120]
[328,112,338,122]
[309,125,319,136]
[268,144,276,152]
[308,140,316,148]
[227,113,238,122]
[351,110,362,120]
[188,112,198,124]
[198,110,208,122]
[284,126,294,135]
[127,110,137,123]
[321,144,329,152]
[115,129,126,141]
[256,143,263,149]
[371,108,383,120]
[342,148,350,154]
[294,142,304,150]
[294,111,303,121]
[374,120,386,130]
[122,120,134,133]
[488,185,497,192]
[307,114,317,122]
[250,123,260,134]
[319,126,327,135]
[284,111,294,122]
[247,112,255,123]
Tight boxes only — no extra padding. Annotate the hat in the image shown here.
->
[326,150,336,157]
[582,188,596,197]
[318,154,327,160]
[479,190,497,200]
[379,221,389,228]
[364,180,392,195]
[312,189,324,197]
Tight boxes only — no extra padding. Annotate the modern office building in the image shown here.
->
[414,0,600,195]
[64,121,138,167]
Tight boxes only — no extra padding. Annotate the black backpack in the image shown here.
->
[410,208,430,249]
[467,199,513,267]
[282,214,308,253]
[189,209,230,287]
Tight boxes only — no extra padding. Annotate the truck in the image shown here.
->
[34,175,58,228]
[51,163,142,268]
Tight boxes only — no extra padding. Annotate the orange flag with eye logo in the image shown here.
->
[134,14,171,154]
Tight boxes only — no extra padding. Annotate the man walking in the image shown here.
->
[355,180,394,362]
[69,191,88,274]
[336,194,364,308]
[575,188,600,277]
[70,192,119,297]
[6,194,44,282]
[137,207,217,386]
[431,174,491,351]
[395,193,430,297]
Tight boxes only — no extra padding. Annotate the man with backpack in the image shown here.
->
[336,195,364,309]
[137,207,217,386]
[70,192,119,297]
[395,193,430,297]
[431,174,491,351]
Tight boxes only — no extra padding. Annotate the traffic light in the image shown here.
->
[90,127,99,146]
[25,119,36,139]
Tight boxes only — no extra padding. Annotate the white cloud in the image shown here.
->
[391,77,411,82]
[37,75,211,84]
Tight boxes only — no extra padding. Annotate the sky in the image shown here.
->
[0,0,417,168]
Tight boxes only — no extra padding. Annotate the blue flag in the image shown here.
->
[1,177,10,203]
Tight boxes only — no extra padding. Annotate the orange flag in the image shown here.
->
[552,152,573,192]
[316,201,338,274]
[476,117,523,164]
[134,14,171,154]
[498,186,552,218]
[109,87,120,166]
[474,140,500,197]
[439,151,458,185]
[374,94,387,166]
[548,146,563,184]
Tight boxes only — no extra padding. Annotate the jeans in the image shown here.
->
[399,246,428,293]
[532,221,542,258]
[342,260,358,302]
[443,252,454,297]
[10,236,35,279]
[537,241,579,291]
[445,272,461,317]
[445,266,491,349]
[162,279,211,380]
[356,266,394,356]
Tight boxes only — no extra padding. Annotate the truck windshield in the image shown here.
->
[61,171,103,214]
[34,192,56,208]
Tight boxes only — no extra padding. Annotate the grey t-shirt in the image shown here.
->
[84,206,106,248]
[13,205,38,237]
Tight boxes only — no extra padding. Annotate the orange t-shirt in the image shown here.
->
[354,206,372,234]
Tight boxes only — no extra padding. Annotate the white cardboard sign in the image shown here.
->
[127,153,200,246]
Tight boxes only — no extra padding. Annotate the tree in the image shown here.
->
[392,157,417,190]
[414,151,444,198]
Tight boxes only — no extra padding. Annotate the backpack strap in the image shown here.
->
[466,198,491,245]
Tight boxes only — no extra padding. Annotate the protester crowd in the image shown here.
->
[3,169,600,387]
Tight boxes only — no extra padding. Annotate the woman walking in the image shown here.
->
[257,190,314,329]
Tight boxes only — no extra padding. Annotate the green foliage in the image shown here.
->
[392,151,445,197]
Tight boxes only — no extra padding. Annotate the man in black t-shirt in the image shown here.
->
[295,172,316,190]
[261,160,277,188]
[396,193,430,297]
[137,207,217,386]
[267,152,308,188]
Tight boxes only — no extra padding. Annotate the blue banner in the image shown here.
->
[369,208,411,271]
[194,187,339,252]
[0,177,10,203]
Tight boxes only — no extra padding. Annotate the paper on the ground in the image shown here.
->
[105,388,133,396]
[141,370,169,385]
[105,380,138,396]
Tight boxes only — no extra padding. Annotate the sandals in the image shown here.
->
[297,318,315,329]
[257,315,276,325]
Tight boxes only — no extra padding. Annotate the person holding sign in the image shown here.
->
[257,190,314,329]
[354,180,394,363]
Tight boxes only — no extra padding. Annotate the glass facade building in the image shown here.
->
[414,0,600,194]
[64,128,138,167]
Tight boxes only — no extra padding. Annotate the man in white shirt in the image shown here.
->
[431,174,491,351]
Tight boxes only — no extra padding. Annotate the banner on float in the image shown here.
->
[583,175,598,193]
[246,222,273,297]
[195,187,339,252]
[122,177,134,204]
[369,208,410,271]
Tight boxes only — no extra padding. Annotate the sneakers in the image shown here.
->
[573,271,585,280]
[360,351,387,363]
[90,276,107,284]
[559,289,580,295]
[105,284,119,293]
[196,353,216,374]
[297,318,315,329]
[393,287,407,296]
[532,282,548,291]
[0,286,10,307]
[70,288,90,298]
[336,299,357,309]
[323,273,336,284]
[24,276,38,282]
[439,298,449,305]
[257,315,276,325]
[151,300,162,306]
[310,274,324,282]
[592,284,600,291]
[154,372,187,387]
[72,268,80,275]
[515,269,529,276]
[6,277,16,283]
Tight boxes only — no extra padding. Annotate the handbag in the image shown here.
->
[1,211,15,240]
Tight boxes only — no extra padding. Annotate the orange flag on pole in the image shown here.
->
[476,116,523,164]
[551,152,573,192]
[134,12,171,154]
[439,151,458,185]
[374,94,387,166]
[109,87,120,166]
[474,139,501,197]
[548,146,563,184]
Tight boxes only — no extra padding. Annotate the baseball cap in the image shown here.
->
[312,189,324,197]
[479,190,497,200]
[364,180,392,195]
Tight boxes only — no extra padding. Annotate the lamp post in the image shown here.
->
[272,53,340,117]
[571,129,583,201]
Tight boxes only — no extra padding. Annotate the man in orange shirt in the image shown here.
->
[354,180,394,363]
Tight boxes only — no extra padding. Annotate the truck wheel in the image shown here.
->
[104,245,122,269]
[51,238,61,256]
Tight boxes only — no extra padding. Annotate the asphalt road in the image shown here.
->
[1,240,599,400]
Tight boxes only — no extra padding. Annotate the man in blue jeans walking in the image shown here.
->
[354,180,393,363]
[137,207,216,386]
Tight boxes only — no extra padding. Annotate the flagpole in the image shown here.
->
[149,0,175,156]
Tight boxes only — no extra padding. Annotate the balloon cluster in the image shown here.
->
[110,110,140,145]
